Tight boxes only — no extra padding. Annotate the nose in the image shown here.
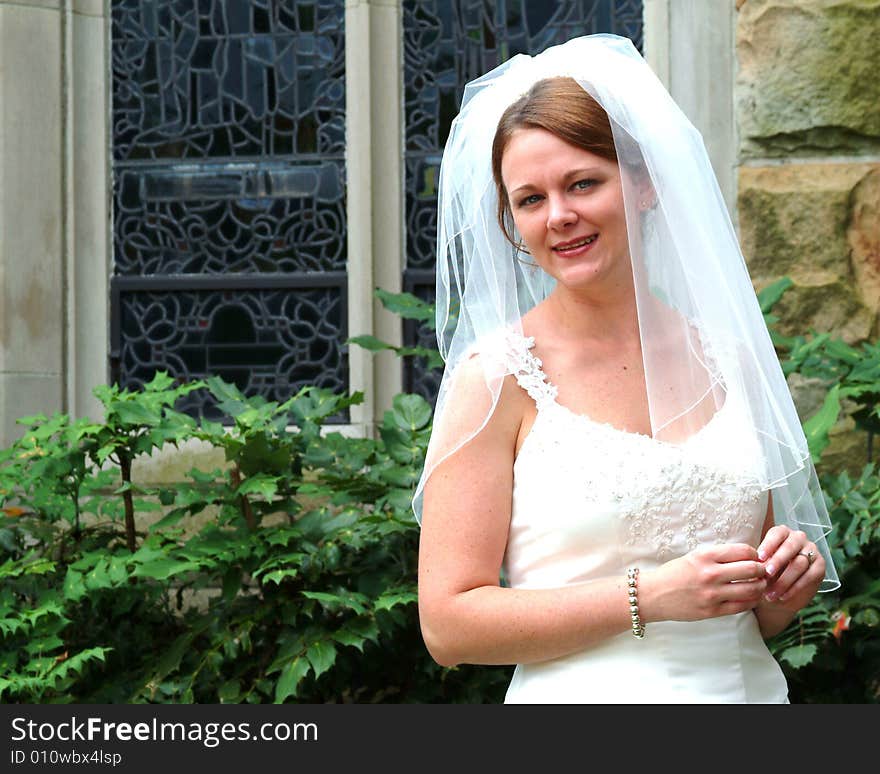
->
[546,194,577,230]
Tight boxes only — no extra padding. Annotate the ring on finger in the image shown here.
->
[798,549,816,566]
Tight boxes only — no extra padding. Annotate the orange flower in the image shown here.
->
[2,506,27,518]
[832,611,851,641]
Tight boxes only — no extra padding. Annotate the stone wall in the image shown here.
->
[736,0,880,471]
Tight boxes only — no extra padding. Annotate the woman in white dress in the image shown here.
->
[415,35,839,703]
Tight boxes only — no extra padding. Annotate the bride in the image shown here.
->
[414,35,838,703]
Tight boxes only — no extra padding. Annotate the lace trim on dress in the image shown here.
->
[502,330,558,410]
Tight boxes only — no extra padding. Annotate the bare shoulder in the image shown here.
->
[437,348,531,452]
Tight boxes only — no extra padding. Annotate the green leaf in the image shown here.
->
[778,644,818,669]
[757,277,794,314]
[374,589,418,612]
[148,507,190,531]
[145,632,197,687]
[376,464,419,487]
[274,657,310,703]
[301,590,369,615]
[343,616,381,646]
[0,556,55,580]
[131,558,200,581]
[235,473,279,502]
[205,375,247,405]
[187,467,223,484]
[111,401,162,427]
[48,647,110,684]
[375,288,435,324]
[853,608,880,627]
[83,559,113,590]
[259,568,300,585]
[380,487,417,513]
[802,384,841,463]
[95,443,117,464]
[24,635,65,656]
[16,413,49,427]
[331,627,367,652]
[63,569,86,602]
[144,371,176,392]
[107,557,129,585]
[391,394,432,431]
[305,641,337,679]
[348,335,393,353]
[221,568,243,602]
[218,679,242,703]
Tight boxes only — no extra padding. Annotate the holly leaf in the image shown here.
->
[305,641,337,679]
[274,657,311,703]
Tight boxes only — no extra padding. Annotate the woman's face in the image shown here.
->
[500,127,630,293]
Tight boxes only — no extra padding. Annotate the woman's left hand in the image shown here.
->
[756,526,825,611]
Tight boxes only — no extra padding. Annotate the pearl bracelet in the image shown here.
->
[627,567,646,639]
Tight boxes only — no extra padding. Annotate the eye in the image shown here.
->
[517,193,543,207]
[573,178,598,191]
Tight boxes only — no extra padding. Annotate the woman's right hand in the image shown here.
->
[640,544,768,623]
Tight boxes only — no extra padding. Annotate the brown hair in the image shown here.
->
[491,77,617,246]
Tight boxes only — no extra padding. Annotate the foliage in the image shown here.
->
[0,317,508,701]
[759,282,880,702]
[2,282,877,703]
[348,288,444,370]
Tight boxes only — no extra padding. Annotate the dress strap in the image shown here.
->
[503,331,558,411]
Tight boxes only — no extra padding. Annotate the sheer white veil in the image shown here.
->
[413,34,838,591]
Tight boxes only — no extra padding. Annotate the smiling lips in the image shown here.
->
[552,234,598,255]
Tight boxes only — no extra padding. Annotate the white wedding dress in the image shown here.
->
[500,333,789,703]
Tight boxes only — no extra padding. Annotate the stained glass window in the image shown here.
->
[110,0,347,419]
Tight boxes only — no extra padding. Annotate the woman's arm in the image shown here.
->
[418,364,631,666]
[753,494,826,639]
[417,360,769,667]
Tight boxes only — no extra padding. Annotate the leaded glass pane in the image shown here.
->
[114,281,347,419]
[114,162,345,275]
[111,0,347,420]
[402,0,643,399]
[112,0,345,161]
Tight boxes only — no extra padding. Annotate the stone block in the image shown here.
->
[739,162,879,341]
[848,167,880,315]
[820,410,873,478]
[737,0,880,157]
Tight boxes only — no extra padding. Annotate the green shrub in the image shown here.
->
[0,372,509,702]
[759,278,880,701]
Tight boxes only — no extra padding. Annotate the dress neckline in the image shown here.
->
[513,331,725,450]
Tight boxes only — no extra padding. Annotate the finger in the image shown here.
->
[757,525,790,562]
[764,554,810,600]
[717,560,767,583]
[778,557,826,603]
[764,532,809,578]
[720,577,767,604]
[710,543,760,563]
